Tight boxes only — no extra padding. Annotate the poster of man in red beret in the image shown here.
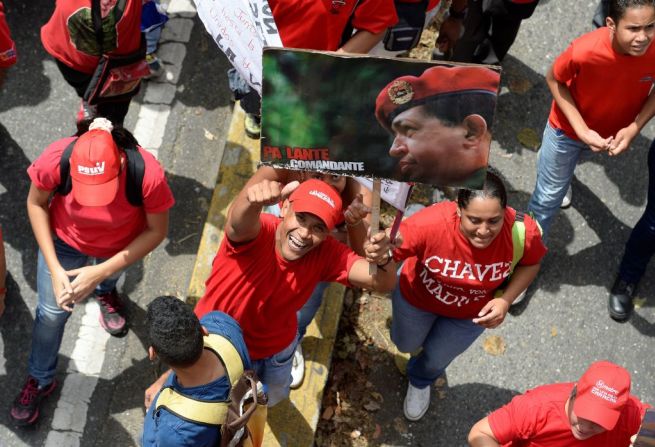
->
[260,48,501,188]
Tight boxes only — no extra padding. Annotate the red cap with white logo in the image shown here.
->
[288,179,342,230]
[70,128,121,207]
[573,360,631,431]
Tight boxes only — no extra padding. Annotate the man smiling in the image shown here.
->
[193,178,397,406]
[375,65,500,186]
[467,361,650,446]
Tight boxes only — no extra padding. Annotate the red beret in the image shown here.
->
[375,65,500,131]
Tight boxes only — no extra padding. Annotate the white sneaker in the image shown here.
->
[511,289,527,306]
[290,345,305,389]
[403,383,430,421]
[560,186,572,208]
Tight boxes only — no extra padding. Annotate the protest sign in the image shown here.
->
[260,48,501,189]
[194,0,281,93]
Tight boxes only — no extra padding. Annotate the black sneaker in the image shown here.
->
[244,113,261,139]
[96,289,127,336]
[608,277,636,322]
[10,376,58,426]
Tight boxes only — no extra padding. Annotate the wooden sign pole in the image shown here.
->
[369,179,381,275]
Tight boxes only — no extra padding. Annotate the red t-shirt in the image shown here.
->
[393,201,546,319]
[269,0,398,51]
[194,214,361,360]
[41,0,142,74]
[549,27,655,140]
[488,383,650,446]
[27,136,175,258]
[0,1,16,68]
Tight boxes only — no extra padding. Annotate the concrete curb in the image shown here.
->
[185,104,344,446]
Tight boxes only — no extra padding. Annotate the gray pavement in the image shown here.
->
[0,1,232,445]
[0,0,654,446]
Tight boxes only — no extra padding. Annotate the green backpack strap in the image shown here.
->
[510,211,527,273]
[154,334,245,426]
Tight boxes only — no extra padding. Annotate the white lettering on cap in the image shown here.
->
[590,379,619,404]
[77,161,106,176]
[309,190,335,208]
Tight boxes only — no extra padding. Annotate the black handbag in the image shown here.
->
[383,0,429,52]
[83,0,148,105]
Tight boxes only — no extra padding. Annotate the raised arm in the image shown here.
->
[226,179,299,243]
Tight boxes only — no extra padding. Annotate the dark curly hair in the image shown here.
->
[146,296,204,368]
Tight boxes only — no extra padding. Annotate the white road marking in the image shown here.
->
[44,1,196,444]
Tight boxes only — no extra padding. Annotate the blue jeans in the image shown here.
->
[251,338,298,407]
[619,139,655,284]
[29,239,121,387]
[527,123,591,240]
[390,285,485,389]
[297,282,330,339]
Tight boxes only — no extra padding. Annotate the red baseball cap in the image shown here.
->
[573,360,631,431]
[288,179,342,230]
[70,129,121,207]
[375,65,500,131]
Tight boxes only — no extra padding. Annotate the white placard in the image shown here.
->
[355,177,412,211]
[194,0,282,93]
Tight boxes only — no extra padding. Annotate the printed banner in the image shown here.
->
[260,48,502,188]
[194,0,282,93]
[355,178,412,211]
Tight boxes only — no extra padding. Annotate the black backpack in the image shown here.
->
[56,138,145,207]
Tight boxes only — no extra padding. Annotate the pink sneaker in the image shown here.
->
[96,289,127,336]
[10,376,58,426]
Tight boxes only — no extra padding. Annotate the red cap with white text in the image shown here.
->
[288,179,342,230]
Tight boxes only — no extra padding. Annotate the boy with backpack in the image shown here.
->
[142,296,259,447]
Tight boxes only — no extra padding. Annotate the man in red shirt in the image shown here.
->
[0,0,16,89]
[194,178,397,406]
[468,360,650,446]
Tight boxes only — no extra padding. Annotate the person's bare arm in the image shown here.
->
[436,0,468,54]
[545,65,611,152]
[473,263,540,329]
[64,210,169,304]
[144,369,172,410]
[609,90,655,156]
[226,179,299,244]
[347,228,397,292]
[337,29,386,54]
[27,184,74,310]
[468,417,501,446]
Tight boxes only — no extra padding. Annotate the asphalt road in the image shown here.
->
[0,0,654,446]
[0,1,233,445]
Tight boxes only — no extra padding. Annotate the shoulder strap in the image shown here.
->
[155,387,230,426]
[152,334,246,427]
[510,211,526,273]
[203,334,245,388]
[91,0,104,53]
[56,140,78,196]
[123,146,145,207]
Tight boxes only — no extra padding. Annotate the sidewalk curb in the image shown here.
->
[185,104,343,446]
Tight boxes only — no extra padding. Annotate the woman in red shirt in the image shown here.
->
[393,171,546,421]
[10,117,174,426]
